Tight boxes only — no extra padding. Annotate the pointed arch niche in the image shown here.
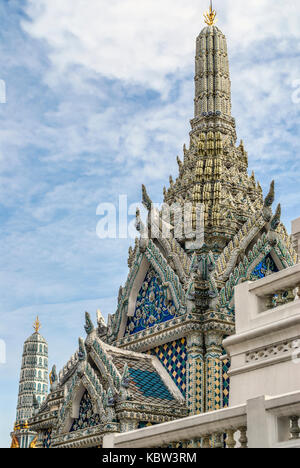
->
[59,378,101,434]
[248,251,279,281]
[219,239,293,316]
[118,256,177,339]
[69,389,101,432]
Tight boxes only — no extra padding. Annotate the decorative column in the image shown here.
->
[186,332,205,415]
[205,330,224,412]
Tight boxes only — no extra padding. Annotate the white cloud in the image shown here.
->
[20,0,300,183]
[22,0,300,92]
[23,0,198,92]
[224,0,300,46]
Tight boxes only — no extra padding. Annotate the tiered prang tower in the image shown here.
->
[11,318,48,448]
[15,318,48,422]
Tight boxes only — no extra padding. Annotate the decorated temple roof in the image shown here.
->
[24,333,47,344]
[109,348,182,407]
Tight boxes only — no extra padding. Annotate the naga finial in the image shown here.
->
[33,316,41,334]
[49,365,58,391]
[97,309,106,328]
[78,337,87,361]
[264,180,275,208]
[271,203,281,231]
[106,387,116,407]
[142,184,152,211]
[84,311,94,335]
[121,363,130,389]
[204,0,217,26]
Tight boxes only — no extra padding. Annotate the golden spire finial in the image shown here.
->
[33,316,41,334]
[204,0,217,26]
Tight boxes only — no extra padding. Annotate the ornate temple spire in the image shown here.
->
[194,24,231,117]
[162,7,263,251]
[15,321,49,423]
[192,3,236,140]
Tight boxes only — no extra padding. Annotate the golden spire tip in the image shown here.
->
[204,0,217,26]
[33,316,41,334]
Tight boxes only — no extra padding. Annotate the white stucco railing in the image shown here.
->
[249,262,300,312]
[265,391,300,448]
[102,391,300,449]
[223,263,300,408]
[103,404,247,449]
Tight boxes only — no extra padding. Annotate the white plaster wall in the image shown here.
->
[229,358,300,407]
[225,264,300,407]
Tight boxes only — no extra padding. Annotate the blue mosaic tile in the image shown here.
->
[222,359,231,408]
[250,253,278,281]
[126,267,176,335]
[42,428,52,449]
[148,339,187,397]
[70,390,100,432]
[129,367,175,401]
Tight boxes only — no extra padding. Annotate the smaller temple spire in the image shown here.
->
[204,0,217,26]
[33,316,41,334]
[15,322,48,424]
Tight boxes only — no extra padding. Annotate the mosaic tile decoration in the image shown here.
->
[128,367,175,401]
[126,267,176,335]
[206,357,222,412]
[138,421,156,429]
[148,338,187,397]
[42,428,52,449]
[222,359,231,408]
[113,355,179,407]
[70,390,101,432]
[250,253,278,281]
[187,357,204,414]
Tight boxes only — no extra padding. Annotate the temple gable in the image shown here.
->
[70,390,101,432]
[125,267,177,335]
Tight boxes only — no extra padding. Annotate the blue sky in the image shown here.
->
[0,0,300,447]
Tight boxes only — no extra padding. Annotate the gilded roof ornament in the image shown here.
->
[204,0,217,26]
[10,434,20,448]
[30,435,38,448]
[33,316,41,334]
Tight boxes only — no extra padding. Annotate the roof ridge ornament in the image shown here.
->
[33,316,41,334]
[204,0,217,26]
